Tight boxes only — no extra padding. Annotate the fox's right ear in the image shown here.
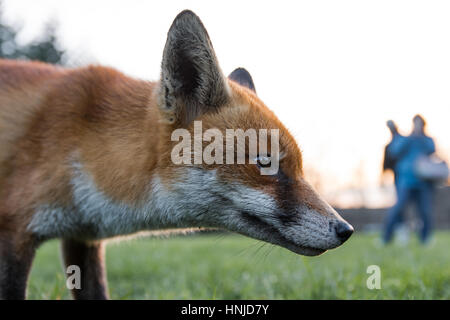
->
[159,10,230,126]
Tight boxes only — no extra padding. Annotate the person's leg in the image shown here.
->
[394,174,405,224]
[383,185,411,244]
[415,184,433,244]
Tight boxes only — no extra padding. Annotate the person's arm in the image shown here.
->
[424,138,435,155]
[383,145,391,171]
[389,136,409,159]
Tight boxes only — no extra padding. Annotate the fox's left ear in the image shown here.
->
[159,10,230,126]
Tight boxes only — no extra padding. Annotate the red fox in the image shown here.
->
[0,10,353,299]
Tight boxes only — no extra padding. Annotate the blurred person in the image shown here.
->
[382,120,409,244]
[383,115,436,244]
[383,120,403,191]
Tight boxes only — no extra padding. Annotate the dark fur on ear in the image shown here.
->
[228,68,256,93]
[160,10,230,126]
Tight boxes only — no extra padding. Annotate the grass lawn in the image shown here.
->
[27,232,450,299]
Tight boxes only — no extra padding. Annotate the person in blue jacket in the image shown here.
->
[383,115,436,244]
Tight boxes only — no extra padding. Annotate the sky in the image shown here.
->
[3,0,450,207]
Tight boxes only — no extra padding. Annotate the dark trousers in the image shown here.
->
[383,184,433,244]
[393,173,404,224]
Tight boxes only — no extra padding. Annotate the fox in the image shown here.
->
[0,10,353,300]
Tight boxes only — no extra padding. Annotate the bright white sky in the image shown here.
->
[3,0,450,207]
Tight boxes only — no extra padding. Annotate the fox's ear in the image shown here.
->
[228,68,256,93]
[159,10,229,126]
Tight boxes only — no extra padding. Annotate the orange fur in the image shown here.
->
[0,10,353,300]
[0,59,333,243]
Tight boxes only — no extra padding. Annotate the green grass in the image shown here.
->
[27,232,450,299]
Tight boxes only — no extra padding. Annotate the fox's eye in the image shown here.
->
[255,155,271,168]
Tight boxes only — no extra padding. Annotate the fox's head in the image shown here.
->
[154,10,353,256]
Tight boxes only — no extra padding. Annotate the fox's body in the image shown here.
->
[0,61,168,239]
[0,11,353,300]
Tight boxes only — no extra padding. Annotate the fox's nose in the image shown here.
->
[335,221,354,242]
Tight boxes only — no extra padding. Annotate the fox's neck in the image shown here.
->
[29,75,197,239]
[30,161,202,239]
[75,75,165,206]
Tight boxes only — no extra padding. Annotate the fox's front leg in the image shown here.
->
[0,236,37,300]
[61,239,109,300]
